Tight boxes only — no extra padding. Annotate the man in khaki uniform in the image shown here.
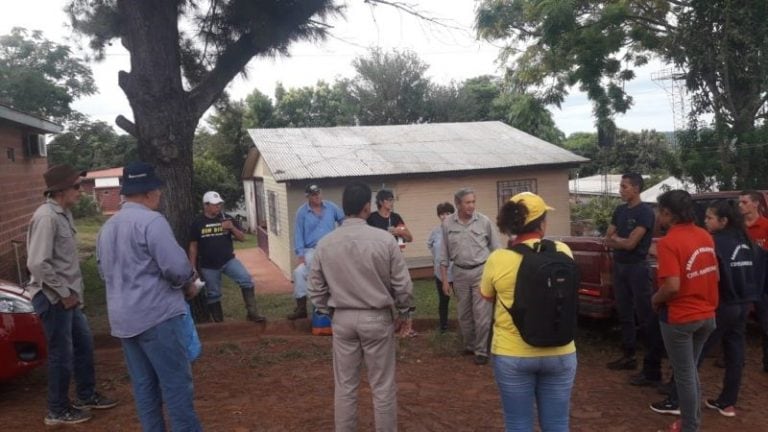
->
[440,187,501,365]
[308,181,413,432]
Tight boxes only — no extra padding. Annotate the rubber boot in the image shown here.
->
[286,297,308,320]
[241,289,266,323]
[208,301,224,323]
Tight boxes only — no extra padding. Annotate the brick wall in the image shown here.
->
[0,125,48,283]
[95,187,121,214]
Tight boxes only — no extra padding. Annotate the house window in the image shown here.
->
[267,191,280,235]
[497,179,537,209]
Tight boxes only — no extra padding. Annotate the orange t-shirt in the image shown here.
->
[656,223,719,324]
[746,216,768,250]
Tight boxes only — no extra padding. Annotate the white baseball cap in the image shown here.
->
[203,191,224,205]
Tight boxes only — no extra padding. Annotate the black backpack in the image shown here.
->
[498,239,580,347]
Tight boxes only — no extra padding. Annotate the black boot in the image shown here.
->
[241,289,266,323]
[208,301,224,323]
[286,297,308,320]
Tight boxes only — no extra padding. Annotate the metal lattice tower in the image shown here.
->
[651,68,688,148]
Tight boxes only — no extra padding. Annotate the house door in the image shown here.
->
[253,180,269,256]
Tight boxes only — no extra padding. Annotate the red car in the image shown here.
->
[0,279,47,381]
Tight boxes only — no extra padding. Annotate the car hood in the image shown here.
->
[0,279,31,300]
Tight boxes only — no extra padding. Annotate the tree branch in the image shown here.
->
[364,0,464,31]
[116,115,137,137]
[187,36,265,120]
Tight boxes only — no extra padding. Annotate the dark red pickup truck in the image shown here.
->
[554,191,768,319]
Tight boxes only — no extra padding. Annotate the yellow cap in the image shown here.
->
[510,192,554,225]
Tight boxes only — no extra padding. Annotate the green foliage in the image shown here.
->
[476,0,768,173]
[192,156,241,213]
[351,48,430,125]
[71,194,101,219]
[269,80,357,127]
[243,89,275,128]
[563,132,601,177]
[673,124,768,191]
[47,117,137,170]
[571,195,621,235]
[490,92,564,145]
[564,129,674,177]
[0,28,96,122]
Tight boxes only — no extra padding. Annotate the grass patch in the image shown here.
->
[75,217,456,333]
[233,233,258,249]
[76,215,107,256]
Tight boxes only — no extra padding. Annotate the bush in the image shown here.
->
[72,194,101,219]
[571,196,620,236]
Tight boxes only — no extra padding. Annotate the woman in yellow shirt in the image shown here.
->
[480,192,577,432]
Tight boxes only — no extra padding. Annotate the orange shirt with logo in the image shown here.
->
[656,223,719,324]
[746,216,768,250]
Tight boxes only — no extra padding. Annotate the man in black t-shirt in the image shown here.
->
[366,189,412,249]
[604,174,658,379]
[188,191,266,323]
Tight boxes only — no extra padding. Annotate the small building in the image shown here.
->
[0,104,63,284]
[82,167,123,214]
[569,174,623,203]
[242,121,587,278]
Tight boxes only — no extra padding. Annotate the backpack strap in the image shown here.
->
[509,238,555,254]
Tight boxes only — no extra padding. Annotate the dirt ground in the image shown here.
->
[2,319,767,432]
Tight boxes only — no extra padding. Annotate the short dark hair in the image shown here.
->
[375,189,394,209]
[343,181,372,216]
[622,173,644,191]
[657,189,696,224]
[436,202,455,216]
[740,190,762,203]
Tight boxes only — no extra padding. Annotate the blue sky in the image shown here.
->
[2,0,678,136]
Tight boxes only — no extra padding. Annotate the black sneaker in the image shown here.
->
[650,398,680,416]
[474,355,489,365]
[629,372,661,387]
[72,392,118,410]
[44,407,92,425]
[704,399,736,417]
[606,355,637,370]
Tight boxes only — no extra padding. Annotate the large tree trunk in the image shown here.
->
[117,0,208,321]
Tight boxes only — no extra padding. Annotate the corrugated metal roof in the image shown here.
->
[248,121,588,182]
[569,174,623,196]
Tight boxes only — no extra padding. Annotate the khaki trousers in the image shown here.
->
[453,266,492,356]
[332,309,397,432]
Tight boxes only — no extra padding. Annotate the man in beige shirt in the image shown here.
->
[440,187,501,365]
[308,181,413,432]
[27,165,117,426]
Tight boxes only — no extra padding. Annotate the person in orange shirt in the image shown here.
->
[650,190,719,432]
[739,190,768,372]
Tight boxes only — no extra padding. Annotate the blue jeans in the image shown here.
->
[493,352,577,432]
[292,248,315,299]
[613,261,653,356]
[121,315,201,432]
[201,257,253,304]
[660,318,716,432]
[32,292,96,414]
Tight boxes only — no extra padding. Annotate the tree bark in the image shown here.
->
[117,0,208,320]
